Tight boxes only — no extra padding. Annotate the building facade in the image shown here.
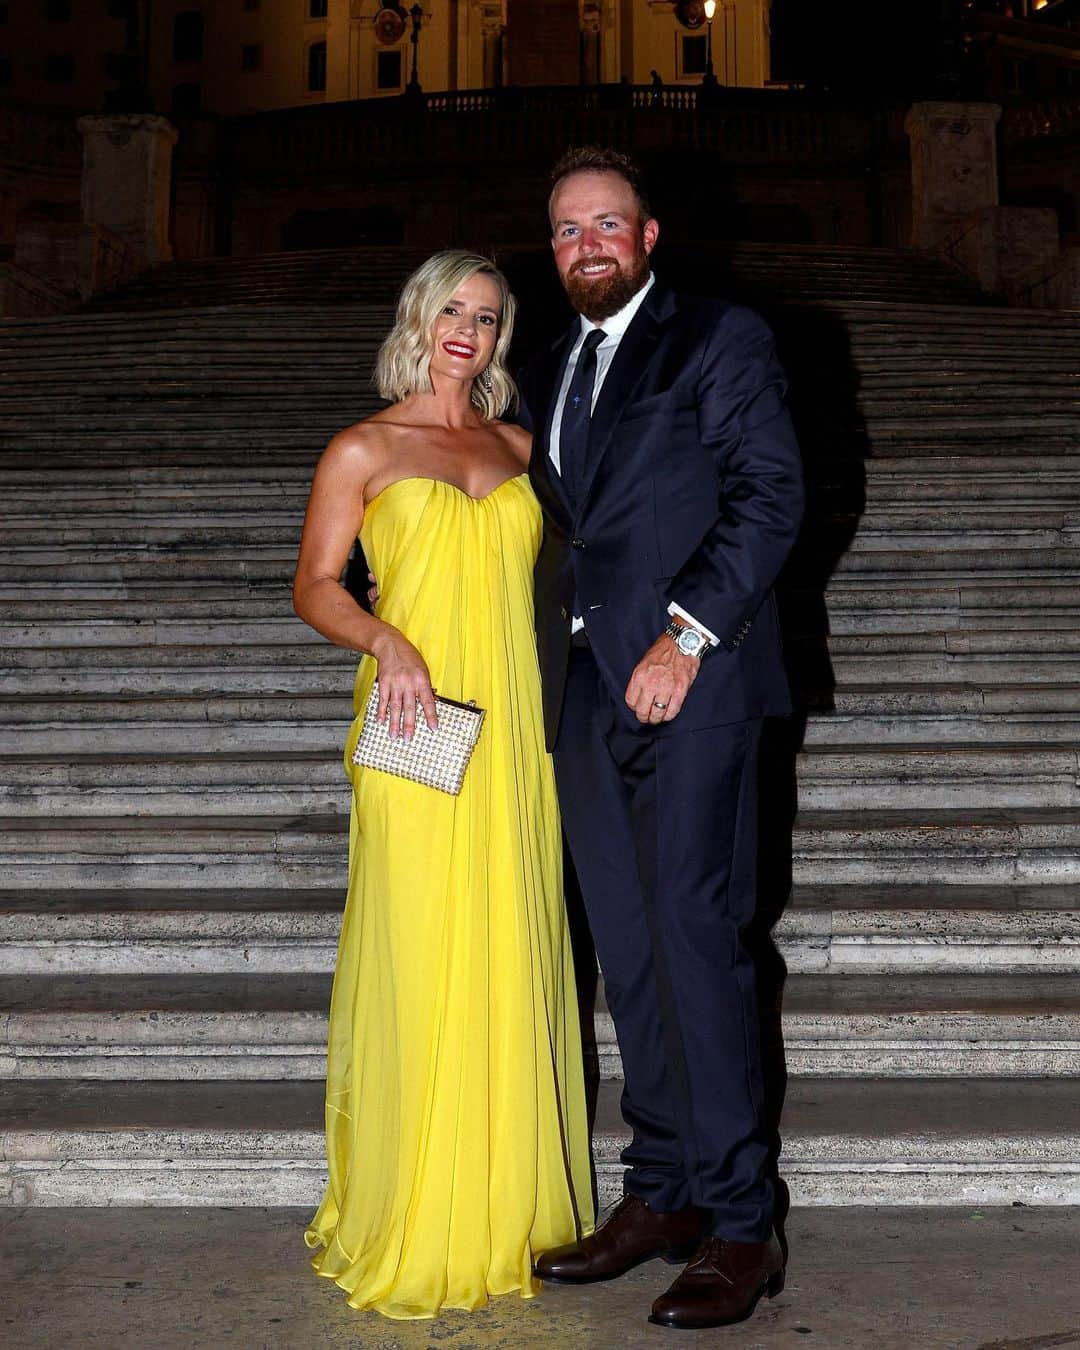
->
[1,1,772,118]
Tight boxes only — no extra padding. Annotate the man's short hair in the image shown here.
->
[548,146,652,226]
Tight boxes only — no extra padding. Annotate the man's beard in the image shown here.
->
[564,246,650,322]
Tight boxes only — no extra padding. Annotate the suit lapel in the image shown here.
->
[528,325,577,520]
[579,281,677,508]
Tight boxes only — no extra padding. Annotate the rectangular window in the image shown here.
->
[241,42,261,72]
[376,49,402,90]
[173,10,204,63]
[309,0,328,18]
[681,35,707,77]
[45,0,72,20]
[307,39,327,91]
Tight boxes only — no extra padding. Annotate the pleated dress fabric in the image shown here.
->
[304,473,594,1320]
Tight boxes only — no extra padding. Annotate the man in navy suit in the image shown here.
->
[519,147,804,1330]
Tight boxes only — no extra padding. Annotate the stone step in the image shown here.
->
[831,547,1080,576]
[0,753,351,817]
[796,744,1080,810]
[25,652,1077,694]
[0,451,1072,491]
[0,422,1075,457]
[3,377,1076,412]
[818,608,1080,636]
[14,432,1065,459]
[0,884,1073,976]
[7,544,1075,587]
[5,479,1078,520]
[0,457,320,481]
[9,600,1076,636]
[5,510,1080,553]
[2,1077,1075,1207]
[815,653,1080,686]
[4,659,1077,704]
[0,810,1076,888]
[0,664,354,698]
[0,597,297,621]
[0,579,1074,630]
[0,815,349,890]
[0,557,290,586]
[6,624,1077,663]
[85,246,991,313]
[793,809,1080,886]
[14,291,1074,329]
[804,709,1080,749]
[0,973,1075,1082]
[5,710,1080,757]
[0,744,1075,816]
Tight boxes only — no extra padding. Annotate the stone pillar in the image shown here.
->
[77,114,179,268]
[905,101,1001,252]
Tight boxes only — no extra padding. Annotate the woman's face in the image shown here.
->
[428,272,502,388]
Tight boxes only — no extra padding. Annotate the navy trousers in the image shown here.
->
[554,645,772,1242]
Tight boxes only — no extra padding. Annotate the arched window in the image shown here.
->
[173,11,204,64]
[308,39,327,91]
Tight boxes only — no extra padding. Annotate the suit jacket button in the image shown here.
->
[571,537,586,550]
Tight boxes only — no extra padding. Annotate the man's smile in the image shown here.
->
[572,259,617,278]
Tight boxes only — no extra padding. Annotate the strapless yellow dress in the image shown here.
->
[304,474,594,1320]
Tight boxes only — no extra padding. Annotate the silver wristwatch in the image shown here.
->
[665,618,710,661]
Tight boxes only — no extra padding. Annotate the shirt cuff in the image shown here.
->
[667,602,720,648]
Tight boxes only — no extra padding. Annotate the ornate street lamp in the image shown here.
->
[702,0,719,87]
[406,3,425,95]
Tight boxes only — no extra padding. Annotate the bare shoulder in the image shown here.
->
[493,419,532,469]
[316,417,392,481]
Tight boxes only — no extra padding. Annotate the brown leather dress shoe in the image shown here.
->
[533,1194,702,1284]
[649,1232,785,1329]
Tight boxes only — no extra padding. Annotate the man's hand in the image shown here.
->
[624,632,700,725]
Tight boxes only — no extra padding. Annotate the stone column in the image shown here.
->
[77,114,179,268]
[905,101,1001,252]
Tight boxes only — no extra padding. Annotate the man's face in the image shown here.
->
[549,170,659,322]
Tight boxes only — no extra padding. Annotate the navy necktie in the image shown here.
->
[558,328,606,506]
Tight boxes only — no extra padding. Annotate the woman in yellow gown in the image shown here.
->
[292,251,594,1320]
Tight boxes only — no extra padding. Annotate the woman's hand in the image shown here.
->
[371,628,439,741]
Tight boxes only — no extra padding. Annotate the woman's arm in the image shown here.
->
[292,428,438,739]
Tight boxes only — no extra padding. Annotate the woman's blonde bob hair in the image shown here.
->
[374,250,518,420]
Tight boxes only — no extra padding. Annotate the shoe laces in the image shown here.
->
[686,1237,735,1282]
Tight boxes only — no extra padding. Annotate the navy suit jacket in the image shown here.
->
[518,279,805,750]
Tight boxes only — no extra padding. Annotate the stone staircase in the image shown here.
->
[83,241,992,314]
[0,281,1078,1210]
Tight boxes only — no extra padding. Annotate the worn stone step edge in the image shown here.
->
[1,907,1074,975]
[2,1078,1077,1206]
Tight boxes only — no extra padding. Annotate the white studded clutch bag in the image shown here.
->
[351,680,486,796]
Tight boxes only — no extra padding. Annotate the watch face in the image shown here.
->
[677,629,704,657]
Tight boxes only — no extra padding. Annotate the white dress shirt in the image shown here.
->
[551,273,719,647]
